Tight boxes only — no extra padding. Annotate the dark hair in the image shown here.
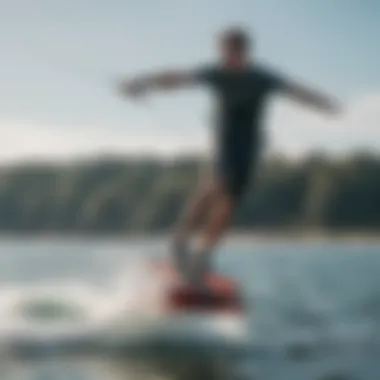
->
[221,27,251,52]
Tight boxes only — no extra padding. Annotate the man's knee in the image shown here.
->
[196,178,219,201]
[211,177,239,205]
[195,173,236,207]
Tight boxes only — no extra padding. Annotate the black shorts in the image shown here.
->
[216,140,261,200]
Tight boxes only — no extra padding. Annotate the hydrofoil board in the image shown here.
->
[152,260,245,314]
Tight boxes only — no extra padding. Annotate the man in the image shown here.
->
[121,27,340,286]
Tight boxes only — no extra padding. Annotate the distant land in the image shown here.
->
[0,152,379,235]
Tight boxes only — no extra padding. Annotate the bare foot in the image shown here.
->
[171,239,189,279]
[188,251,212,291]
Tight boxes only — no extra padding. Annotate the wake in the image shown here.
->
[0,258,246,356]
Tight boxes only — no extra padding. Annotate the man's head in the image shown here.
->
[219,27,252,67]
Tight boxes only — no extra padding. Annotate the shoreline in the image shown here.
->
[0,229,380,242]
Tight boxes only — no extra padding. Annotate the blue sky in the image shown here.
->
[1,0,379,160]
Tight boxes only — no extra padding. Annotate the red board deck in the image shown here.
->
[153,260,244,313]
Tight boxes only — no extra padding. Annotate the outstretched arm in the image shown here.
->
[284,81,341,115]
[120,70,197,98]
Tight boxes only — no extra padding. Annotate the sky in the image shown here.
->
[0,0,379,161]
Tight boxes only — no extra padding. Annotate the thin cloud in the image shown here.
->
[269,93,380,156]
[1,94,380,163]
[0,120,208,162]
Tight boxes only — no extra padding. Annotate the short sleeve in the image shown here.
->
[260,67,289,93]
[192,65,219,86]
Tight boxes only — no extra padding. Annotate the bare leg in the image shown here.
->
[189,183,237,285]
[173,182,214,247]
[199,191,236,253]
[171,178,218,273]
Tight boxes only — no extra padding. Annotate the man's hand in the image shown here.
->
[120,78,149,99]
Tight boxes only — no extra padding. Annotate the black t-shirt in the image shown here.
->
[194,64,288,152]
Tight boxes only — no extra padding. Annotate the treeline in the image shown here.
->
[0,152,380,233]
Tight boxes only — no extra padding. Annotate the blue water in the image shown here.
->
[0,237,379,380]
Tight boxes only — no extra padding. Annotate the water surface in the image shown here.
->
[1,237,379,380]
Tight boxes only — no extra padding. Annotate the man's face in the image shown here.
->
[219,37,246,64]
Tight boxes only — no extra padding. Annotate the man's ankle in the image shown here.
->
[171,238,189,276]
[188,249,212,287]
